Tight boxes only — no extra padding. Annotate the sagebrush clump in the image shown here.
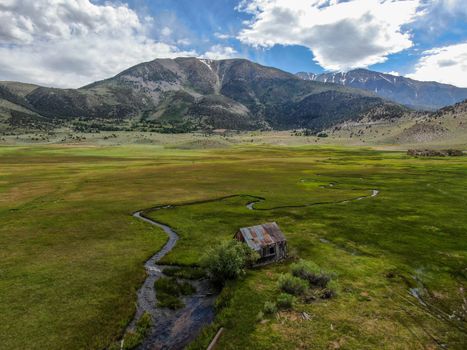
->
[291,260,330,288]
[274,260,337,308]
[276,293,295,309]
[278,273,308,295]
[263,301,278,314]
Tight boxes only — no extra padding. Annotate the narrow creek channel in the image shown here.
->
[128,210,217,350]
[126,188,381,349]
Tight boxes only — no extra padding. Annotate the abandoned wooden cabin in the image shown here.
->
[235,222,287,263]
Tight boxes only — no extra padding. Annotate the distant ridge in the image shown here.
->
[296,69,467,110]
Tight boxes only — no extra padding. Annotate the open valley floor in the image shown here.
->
[0,143,466,349]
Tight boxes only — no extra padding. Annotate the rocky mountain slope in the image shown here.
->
[0,58,406,132]
[297,69,467,111]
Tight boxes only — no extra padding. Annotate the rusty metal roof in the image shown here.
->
[238,222,286,251]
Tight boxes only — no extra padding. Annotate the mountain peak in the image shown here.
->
[297,69,467,110]
[349,68,371,73]
[1,57,404,132]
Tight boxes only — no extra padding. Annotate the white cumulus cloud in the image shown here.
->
[237,0,422,71]
[407,42,467,87]
[0,0,194,87]
[201,45,238,59]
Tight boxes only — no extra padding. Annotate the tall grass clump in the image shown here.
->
[163,266,206,280]
[154,277,196,309]
[110,312,152,350]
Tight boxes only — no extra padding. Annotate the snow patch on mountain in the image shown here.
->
[296,69,467,110]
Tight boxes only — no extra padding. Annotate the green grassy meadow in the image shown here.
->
[0,144,466,349]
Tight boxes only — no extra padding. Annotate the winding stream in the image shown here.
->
[126,187,380,349]
[128,210,217,350]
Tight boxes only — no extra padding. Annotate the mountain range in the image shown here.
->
[296,69,467,111]
[0,58,405,133]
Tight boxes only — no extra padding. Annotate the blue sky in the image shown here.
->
[126,0,325,73]
[130,0,467,76]
[0,0,466,87]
